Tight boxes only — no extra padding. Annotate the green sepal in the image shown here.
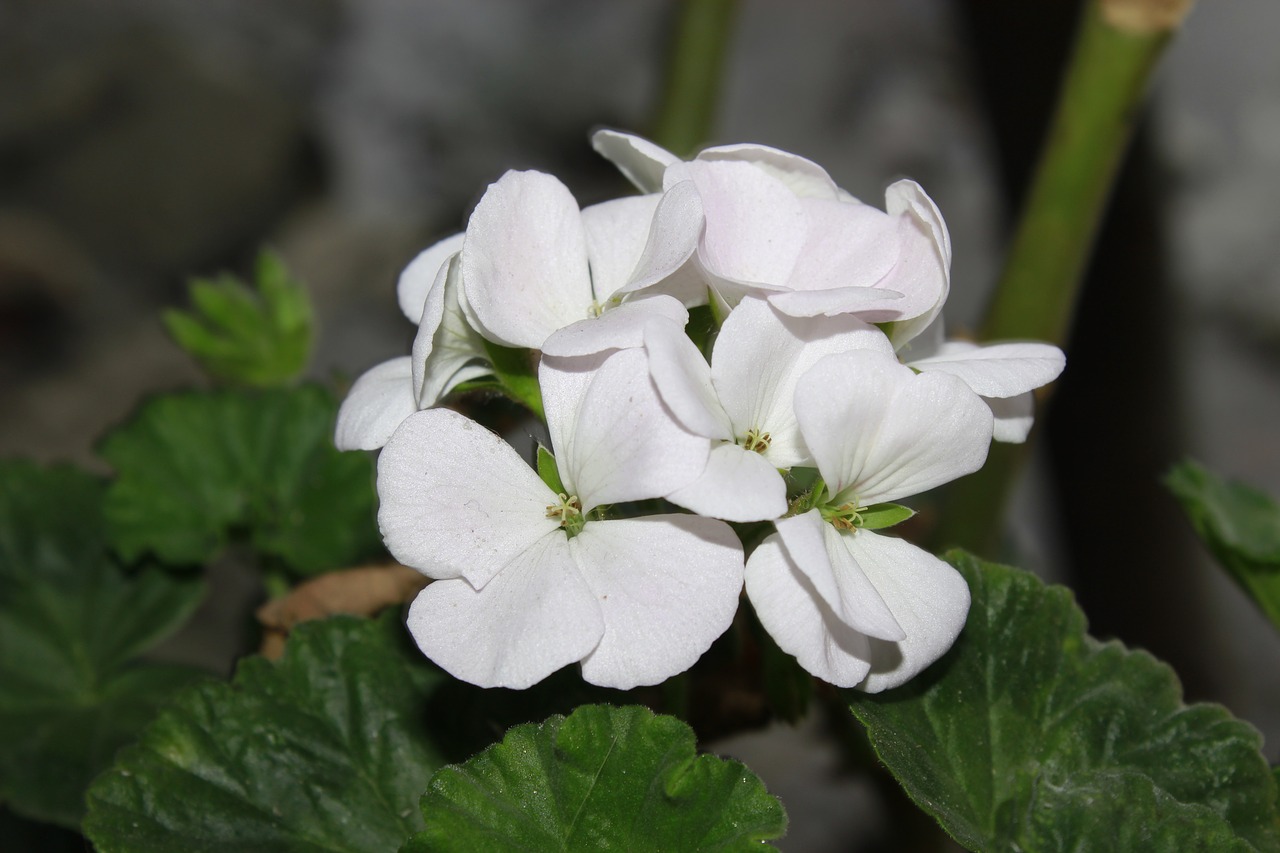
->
[857,502,916,530]
[536,445,566,495]
[406,704,787,851]
[848,551,1280,852]
[163,250,313,387]
[482,340,544,421]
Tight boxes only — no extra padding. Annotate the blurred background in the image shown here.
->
[2,1,1278,849]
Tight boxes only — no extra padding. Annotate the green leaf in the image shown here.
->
[84,615,446,853]
[482,339,544,421]
[857,502,916,531]
[164,250,314,387]
[1167,460,1280,631]
[849,552,1280,852]
[537,445,566,495]
[407,704,787,851]
[101,385,382,574]
[0,461,206,828]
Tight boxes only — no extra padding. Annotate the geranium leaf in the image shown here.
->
[100,385,382,574]
[405,704,787,851]
[0,461,206,828]
[1167,459,1280,631]
[163,250,314,387]
[84,615,446,853]
[848,552,1280,852]
[857,502,915,531]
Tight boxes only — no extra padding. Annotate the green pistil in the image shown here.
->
[545,493,585,538]
[741,427,772,454]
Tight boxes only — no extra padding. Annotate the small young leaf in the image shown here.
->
[84,615,446,853]
[406,704,787,851]
[0,461,206,828]
[849,552,1280,852]
[163,250,314,387]
[101,385,382,574]
[536,445,566,495]
[1167,459,1280,631]
[857,502,916,530]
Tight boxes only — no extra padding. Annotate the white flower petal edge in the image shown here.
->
[665,442,787,522]
[745,526,969,691]
[907,340,1066,400]
[411,252,490,407]
[406,534,604,690]
[378,408,560,590]
[334,356,417,451]
[591,128,678,193]
[574,515,744,688]
[581,194,663,303]
[988,392,1035,443]
[795,350,993,505]
[396,232,465,322]
[541,295,688,358]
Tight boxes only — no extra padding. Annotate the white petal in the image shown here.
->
[685,159,806,290]
[783,198,900,292]
[395,232,465,322]
[698,143,841,199]
[666,442,787,522]
[574,515,743,688]
[882,180,951,346]
[334,357,417,451]
[377,409,558,589]
[842,531,970,693]
[774,511,903,641]
[542,348,709,510]
[615,180,705,298]
[744,532,873,688]
[766,286,906,319]
[591,129,678,193]
[795,350,992,505]
[540,295,688,358]
[712,297,895,467]
[411,252,489,407]
[406,535,604,689]
[644,318,733,440]
[909,340,1066,398]
[988,392,1035,443]
[461,170,593,348]
[581,194,662,302]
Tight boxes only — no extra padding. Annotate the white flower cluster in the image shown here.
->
[336,130,1065,692]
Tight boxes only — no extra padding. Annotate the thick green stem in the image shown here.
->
[651,0,740,157]
[932,0,1188,555]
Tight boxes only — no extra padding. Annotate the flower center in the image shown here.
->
[820,501,863,532]
[741,427,772,454]
[545,493,585,537]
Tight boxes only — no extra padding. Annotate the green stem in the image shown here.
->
[651,0,740,157]
[931,0,1186,555]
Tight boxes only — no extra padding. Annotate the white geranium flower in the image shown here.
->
[460,169,688,357]
[745,349,992,691]
[896,318,1066,443]
[592,130,950,329]
[644,296,893,522]
[378,347,742,690]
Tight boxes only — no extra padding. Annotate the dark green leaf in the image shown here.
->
[482,339,544,420]
[100,385,382,574]
[1167,460,1280,631]
[407,704,787,851]
[849,552,1280,852]
[84,615,446,853]
[0,461,206,828]
[164,250,314,387]
[857,502,916,531]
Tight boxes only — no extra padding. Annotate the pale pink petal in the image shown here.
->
[842,531,970,693]
[405,534,604,689]
[461,170,593,348]
[540,295,688,358]
[795,350,992,506]
[377,409,559,589]
[644,318,733,440]
[783,198,900,292]
[697,143,840,199]
[411,253,489,407]
[615,180,705,299]
[666,442,787,522]
[395,232,465,322]
[334,357,417,451]
[591,129,678,193]
[881,180,951,346]
[988,392,1035,443]
[909,340,1066,398]
[544,348,709,510]
[574,515,743,688]
[712,298,894,467]
[744,533,874,688]
[766,286,906,319]
[581,194,662,302]
[774,511,903,641]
